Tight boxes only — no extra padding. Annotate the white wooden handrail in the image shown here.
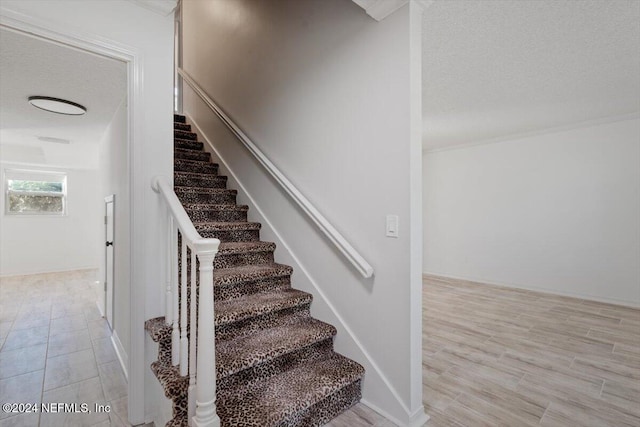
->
[152,176,218,251]
[152,175,221,427]
[177,67,374,278]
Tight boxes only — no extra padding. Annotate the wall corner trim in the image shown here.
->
[351,0,408,21]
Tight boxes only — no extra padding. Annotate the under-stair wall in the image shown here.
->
[181,0,425,424]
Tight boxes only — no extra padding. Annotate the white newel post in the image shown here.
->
[192,246,220,427]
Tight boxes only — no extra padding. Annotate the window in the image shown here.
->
[4,169,67,215]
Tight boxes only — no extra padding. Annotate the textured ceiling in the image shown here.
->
[0,28,126,168]
[422,0,640,150]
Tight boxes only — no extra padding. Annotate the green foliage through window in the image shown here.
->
[5,174,66,215]
[8,194,64,213]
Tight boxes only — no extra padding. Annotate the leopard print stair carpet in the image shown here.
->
[144,114,364,427]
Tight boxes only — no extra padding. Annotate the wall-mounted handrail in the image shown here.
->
[177,67,374,279]
[152,175,221,427]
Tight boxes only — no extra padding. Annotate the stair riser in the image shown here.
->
[174,139,203,151]
[150,359,189,425]
[174,114,186,123]
[174,174,227,188]
[174,149,210,162]
[185,208,247,222]
[178,192,237,206]
[215,275,291,301]
[198,228,260,242]
[174,160,218,175]
[177,250,271,269]
[174,130,197,141]
[283,380,362,427]
[174,122,191,131]
[157,341,171,365]
[218,338,334,386]
[216,304,311,342]
[151,360,188,400]
[214,251,274,269]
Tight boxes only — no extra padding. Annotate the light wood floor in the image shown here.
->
[422,275,640,427]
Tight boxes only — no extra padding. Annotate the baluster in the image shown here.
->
[188,249,197,424]
[165,216,173,326]
[180,239,188,376]
[192,249,220,427]
[172,227,180,366]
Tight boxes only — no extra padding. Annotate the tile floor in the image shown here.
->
[0,270,131,427]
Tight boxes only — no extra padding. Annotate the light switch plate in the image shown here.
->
[386,214,399,238]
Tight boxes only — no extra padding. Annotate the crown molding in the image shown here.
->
[127,0,177,17]
[422,111,640,153]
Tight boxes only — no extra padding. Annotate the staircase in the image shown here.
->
[145,114,365,427]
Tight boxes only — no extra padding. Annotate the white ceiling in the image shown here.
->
[3,1,637,158]
[0,28,127,168]
[422,0,640,151]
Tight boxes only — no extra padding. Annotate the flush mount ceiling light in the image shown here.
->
[28,96,86,116]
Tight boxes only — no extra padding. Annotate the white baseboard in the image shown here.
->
[111,330,129,381]
[361,399,430,427]
[95,299,105,318]
[423,271,640,308]
[0,266,98,279]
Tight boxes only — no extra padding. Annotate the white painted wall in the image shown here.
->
[97,99,130,357]
[423,118,640,306]
[0,2,174,423]
[0,163,101,276]
[181,0,425,424]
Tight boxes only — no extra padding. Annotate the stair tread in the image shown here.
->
[174,143,203,152]
[218,241,276,254]
[213,262,293,285]
[183,203,247,211]
[195,221,261,231]
[174,171,222,178]
[175,158,215,165]
[217,352,364,427]
[217,317,336,378]
[174,138,202,147]
[174,147,204,154]
[176,187,235,195]
[215,288,311,327]
[145,316,169,343]
[174,130,197,138]
[174,151,209,161]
